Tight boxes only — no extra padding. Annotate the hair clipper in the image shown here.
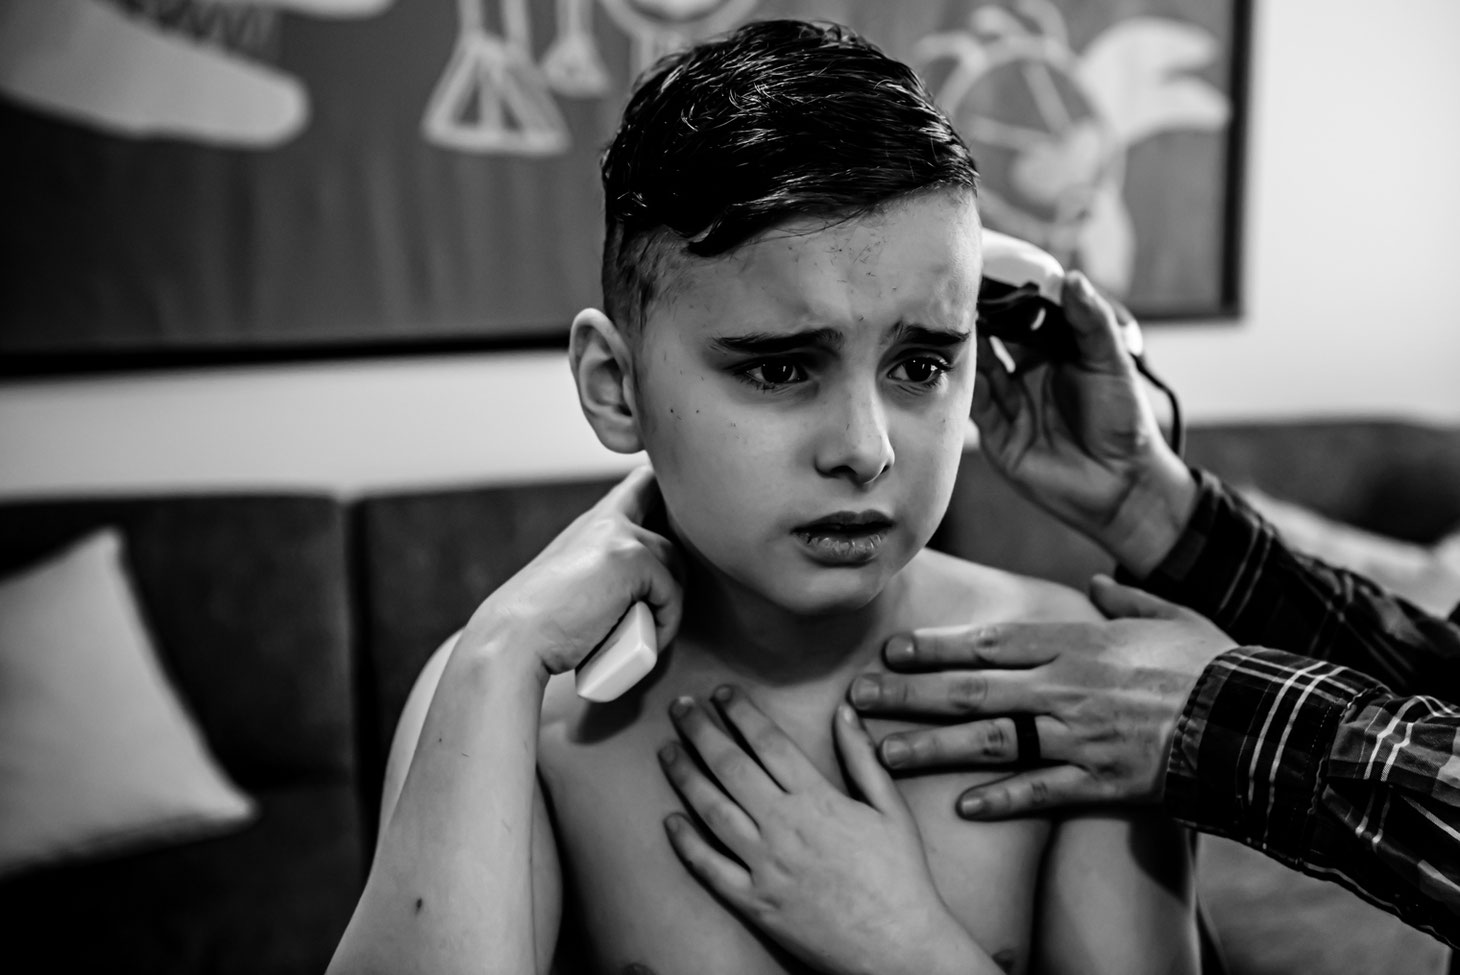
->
[977,229,1144,361]
[976,229,1182,455]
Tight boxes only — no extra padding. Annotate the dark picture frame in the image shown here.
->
[0,0,1250,375]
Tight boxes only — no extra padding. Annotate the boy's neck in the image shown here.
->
[673,550,907,689]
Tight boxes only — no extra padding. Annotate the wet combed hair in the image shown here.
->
[599,19,978,335]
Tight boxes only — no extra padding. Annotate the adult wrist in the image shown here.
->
[1100,450,1198,578]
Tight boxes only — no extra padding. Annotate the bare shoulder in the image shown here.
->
[905,548,1102,625]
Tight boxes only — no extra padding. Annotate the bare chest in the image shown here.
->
[538,697,1048,975]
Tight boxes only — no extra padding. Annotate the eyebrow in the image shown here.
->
[709,321,970,356]
[889,321,972,349]
[709,327,845,356]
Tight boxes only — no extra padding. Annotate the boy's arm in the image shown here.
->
[1032,810,1198,975]
[326,467,682,975]
[328,630,562,975]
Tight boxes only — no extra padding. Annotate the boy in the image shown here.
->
[329,20,1197,975]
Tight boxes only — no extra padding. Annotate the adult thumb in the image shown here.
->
[1089,573,1186,620]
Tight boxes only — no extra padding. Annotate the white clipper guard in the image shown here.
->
[575,602,658,702]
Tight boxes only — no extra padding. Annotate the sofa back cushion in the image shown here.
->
[354,478,618,826]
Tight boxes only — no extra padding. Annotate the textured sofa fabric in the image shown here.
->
[0,496,362,975]
[933,420,1460,591]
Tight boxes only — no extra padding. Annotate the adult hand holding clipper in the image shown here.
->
[852,236,1460,946]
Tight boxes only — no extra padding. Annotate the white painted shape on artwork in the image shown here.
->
[0,0,305,146]
[624,0,737,17]
[599,0,759,74]
[1010,118,1105,206]
[208,0,395,16]
[1078,18,1230,146]
[1078,179,1137,293]
[1012,0,1068,48]
[542,0,613,97]
[424,0,570,155]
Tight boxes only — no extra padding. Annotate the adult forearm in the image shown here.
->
[1166,647,1460,948]
[329,636,548,975]
[1091,452,1199,579]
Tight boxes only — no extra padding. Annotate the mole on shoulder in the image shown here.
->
[414,897,424,914]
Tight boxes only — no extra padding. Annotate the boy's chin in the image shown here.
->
[757,567,894,617]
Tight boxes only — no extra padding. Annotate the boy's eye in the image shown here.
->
[890,357,948,385]
[740,360,808,389]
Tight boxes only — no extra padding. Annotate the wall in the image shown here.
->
[2,0,1458,500]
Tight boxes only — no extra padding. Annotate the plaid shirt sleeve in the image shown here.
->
[1137,470,1460,947]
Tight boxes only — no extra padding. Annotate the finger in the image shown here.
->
[848,670,1043,719]
[596,464,660,526]
[658,741,760,860]
[877,715,1067,772]
[663,813,755,904]
[880,624,1063,672]
[669,697,782,814]
[955,765,1098,819]
[832,703,907,817]
[628,527,685,648]
[972,331,1023,432]
[632,526,686,587]
[711,685,827,795]
[1061,272,1136,376]
[1088,573,1188,621]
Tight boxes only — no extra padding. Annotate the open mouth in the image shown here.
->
[791,511,895,566]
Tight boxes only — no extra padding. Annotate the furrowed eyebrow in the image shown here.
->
[709,327,845,356]
[890,321,972,349]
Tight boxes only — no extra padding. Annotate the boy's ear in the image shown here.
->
[569,307,644,454]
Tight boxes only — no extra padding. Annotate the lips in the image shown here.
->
[791,510,895,566]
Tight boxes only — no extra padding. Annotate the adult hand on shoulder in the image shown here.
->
[850,576,1234,816]
[659,686,1001,975]
[458,465,683,679]
[972,272,1194,575]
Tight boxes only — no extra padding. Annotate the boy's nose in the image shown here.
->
[814,384,895,485]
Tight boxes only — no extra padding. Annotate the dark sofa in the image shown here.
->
[2,419,1457,974]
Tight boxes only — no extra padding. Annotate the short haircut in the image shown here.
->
[599,18,979,336]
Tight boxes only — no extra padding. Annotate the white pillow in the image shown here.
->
[0,529,256,876]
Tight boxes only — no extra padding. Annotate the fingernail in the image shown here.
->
[849,676,878,708]
[881,737,910,767]
[711,685,733,703]
[958,796,986,818]
[658,742,678,764]
[669,696,693,718]
[838,703,857,726]
[885,634,914,663]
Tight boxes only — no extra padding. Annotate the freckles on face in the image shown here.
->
[631,191,982,608]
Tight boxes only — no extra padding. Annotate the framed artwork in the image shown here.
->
[0,0,1250,373]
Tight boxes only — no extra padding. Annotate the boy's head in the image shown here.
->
[598,19,978,338]
[572,19,983,616]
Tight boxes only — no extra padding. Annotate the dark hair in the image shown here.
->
[599,19,978,334]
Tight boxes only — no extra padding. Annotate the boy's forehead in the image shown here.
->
[649,191,982,339]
